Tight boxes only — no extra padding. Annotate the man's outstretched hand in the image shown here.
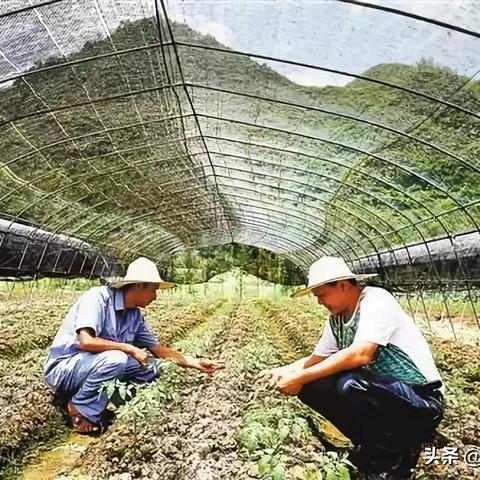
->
[191,358,225,374]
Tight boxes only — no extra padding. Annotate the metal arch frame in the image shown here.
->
[197,113,475,221]
[2,76,479,174]
[206,149,478,284]
[0,83,183,128]
[194,114,479,240]
[351,199,480,254]
[0,117,468,221]
[209,166,393,252]
[0,159,410,274]
[131,201,334,258]
[2,41,479,123]
[0,82,474,258]
[4,8,154,215]
[2,122,469,284]
[3,120,472,253]
[210,190,356,259]
[2,0,478,262]
[175,42,480,121]
[203,149,462,236]
[146,219,323,267]
[204,173,454,291]
[191,191,360,258]
[18,128,474,255]
[209,174,390,254]
[102,182,363,264]
[76,182,353,260]
[2,112,472,246]
[212,180,402,273]
[198,134,475,238]
[32,3,206,233]
[5,127,471,257]
[1,138,390,259]
[100,188,352,265]
[77,169,389,262]
[0,147,221,240]
[0,1,478,288]
[85,0,206,228]
[113,208,318,267]
[2,88,477,238]
[0,111,185,169]
[147,209,319,260]
[151,1,235,238]
[184,82,480,179]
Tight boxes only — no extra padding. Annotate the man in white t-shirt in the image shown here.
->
[259,257,444,479]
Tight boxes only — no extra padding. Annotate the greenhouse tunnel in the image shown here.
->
[0,1,479,478]
[1,0,480,302]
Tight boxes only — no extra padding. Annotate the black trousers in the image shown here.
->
[298,368,444,478]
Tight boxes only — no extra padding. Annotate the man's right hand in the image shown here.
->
[126,345,150,367]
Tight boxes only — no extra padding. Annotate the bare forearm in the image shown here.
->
[78,334,133,355]
[299,348,370,383]
[283,354,326,372]
[276,342,378,396]
[149,345,194,368]
[286,356,310,371]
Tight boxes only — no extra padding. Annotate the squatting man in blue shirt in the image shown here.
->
[259,256,445,480]
[44,257,224,434]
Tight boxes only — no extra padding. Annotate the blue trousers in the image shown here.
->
[44,350,160,423]
[298,368,444,477]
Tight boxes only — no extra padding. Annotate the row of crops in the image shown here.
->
[0,287,478,479]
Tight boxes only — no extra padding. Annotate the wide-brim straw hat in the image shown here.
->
[292,256,376,298]
[110,257,175,289]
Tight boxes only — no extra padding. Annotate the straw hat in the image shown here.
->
[110,257,175,289]
[292,256,376,298]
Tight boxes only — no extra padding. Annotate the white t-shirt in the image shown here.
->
[313,286,444,393]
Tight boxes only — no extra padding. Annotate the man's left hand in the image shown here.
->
[192,358,225,374]
[276,372,305,396]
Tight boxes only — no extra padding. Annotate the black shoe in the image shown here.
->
[349,444,419,480]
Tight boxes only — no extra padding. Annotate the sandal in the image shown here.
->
[67,400,101,434]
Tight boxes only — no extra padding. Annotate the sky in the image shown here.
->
[165,0,480,86]
[0,0,479,87]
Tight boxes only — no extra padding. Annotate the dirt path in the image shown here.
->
[21,433,96,480]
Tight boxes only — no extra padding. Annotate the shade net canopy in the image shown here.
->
[0,0,479,297]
